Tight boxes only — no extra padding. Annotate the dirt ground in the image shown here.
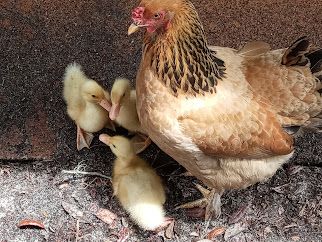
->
[1,0,321,241]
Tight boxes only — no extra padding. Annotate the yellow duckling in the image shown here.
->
[109,78,151,153]
[99,134,167,230]
[63,63,113,150]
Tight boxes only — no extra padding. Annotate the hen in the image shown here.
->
[128,0,322,219]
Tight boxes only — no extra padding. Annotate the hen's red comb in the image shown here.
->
[132,7,145,22]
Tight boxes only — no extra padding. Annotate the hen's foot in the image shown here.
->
[176,184,223,220]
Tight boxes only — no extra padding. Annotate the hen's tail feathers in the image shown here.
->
[306,49,322,85]
[128,203,165,231]
[282,37,322,135]
[282,36,310,66]
[282,36,322,90]
[307,51,322,131]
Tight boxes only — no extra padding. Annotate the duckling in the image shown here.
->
[63,62,113,150]
[109,78,151,153]
[99,134,166,231]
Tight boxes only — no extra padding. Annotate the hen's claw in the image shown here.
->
[176,184,223,220]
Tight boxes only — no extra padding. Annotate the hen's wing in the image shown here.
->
[181,37,322,159]
[179,95,294,159]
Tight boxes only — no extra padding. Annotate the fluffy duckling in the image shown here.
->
[109,78,151,153]
[99,134,166,230]
[63,63,113,150]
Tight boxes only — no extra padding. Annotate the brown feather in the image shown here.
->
[178,100,294,159]
[281,36,310,66]
[238,41,271,57]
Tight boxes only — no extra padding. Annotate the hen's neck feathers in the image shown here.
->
[143,1,225,96]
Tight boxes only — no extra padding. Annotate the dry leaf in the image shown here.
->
[224,222,248,241]
[287,165,303,175]
[17,219,45,229]
[291,236,300,241]
[263,226,272,235]
[207,227,225,239]
[165,220,175,239]
[117,227,130,242]
[58,182,69,189]
[228,204,250,224]
[283,223,298,230]
[121,217,128,228]
[278,206,285,215]
[185,207,206,218]
[95,208,117,225]
[190,231,199,237]
[317,210,322,217]
[61,201,84,219]
[271,184,290,194]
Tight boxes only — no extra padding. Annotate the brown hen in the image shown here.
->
[128,0,322,219]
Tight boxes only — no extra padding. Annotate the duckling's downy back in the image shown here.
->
[63,62,87,108]
[116,161,166,230]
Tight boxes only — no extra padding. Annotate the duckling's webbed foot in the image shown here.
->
[175,184,223,220]
[131,133,152,154]
[76,125,94,150]
[154,217,175,232]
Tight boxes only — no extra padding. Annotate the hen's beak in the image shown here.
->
[99,134,111,145]
[128,23,140,35]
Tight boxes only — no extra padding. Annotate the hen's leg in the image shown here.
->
[176,184,223,220]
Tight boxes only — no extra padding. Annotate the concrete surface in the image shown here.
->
[0,0,321,241]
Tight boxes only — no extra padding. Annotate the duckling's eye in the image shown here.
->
[91,94,96,98]
[112,144,116,148]
[122,93,125,97]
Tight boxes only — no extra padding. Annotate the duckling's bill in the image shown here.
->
[109,103,121,120]
[99,99,112,112]
[99,133,111,145]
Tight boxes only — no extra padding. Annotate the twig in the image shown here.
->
[62,170,111,180]
[151,149,161,167]
[155,161,177,170]
[75,219,80,242]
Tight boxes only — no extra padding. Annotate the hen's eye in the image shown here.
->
[153,13,160,19]
[92,95,96,98]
